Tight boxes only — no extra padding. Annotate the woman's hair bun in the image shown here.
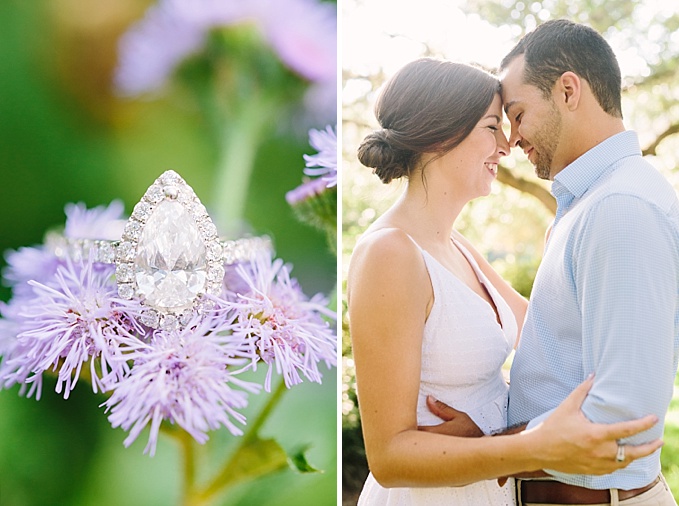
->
[355,58,500,186]
[357,129,411,184]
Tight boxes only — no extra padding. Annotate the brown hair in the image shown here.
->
[500,19,622,118]
[358,58,500,184]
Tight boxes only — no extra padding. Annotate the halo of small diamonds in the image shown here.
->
[115,170,227,329]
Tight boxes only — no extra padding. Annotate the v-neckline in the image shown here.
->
[422,240,504,329]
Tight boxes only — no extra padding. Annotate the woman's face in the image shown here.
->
[438,94,510,200]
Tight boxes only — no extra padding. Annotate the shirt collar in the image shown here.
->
[551,130,641,200]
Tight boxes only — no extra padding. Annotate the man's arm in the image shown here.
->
[418,396,485,437]
[575,195,676,428]
[550,194,677,480]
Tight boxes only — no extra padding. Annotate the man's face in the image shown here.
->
[501,55,563,180]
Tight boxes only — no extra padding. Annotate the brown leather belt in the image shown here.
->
[520,476,660,505]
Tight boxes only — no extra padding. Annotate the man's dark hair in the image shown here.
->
[500,19,623,118]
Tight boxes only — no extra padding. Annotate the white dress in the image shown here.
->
[357,239,518,505]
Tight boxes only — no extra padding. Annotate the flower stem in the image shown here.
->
[242,377,288,444]
[179,430,197,500]
[159,424,198,505]
[212,98,274,235]
[186,378,289,506]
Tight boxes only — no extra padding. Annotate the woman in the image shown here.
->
[346,58,662,505]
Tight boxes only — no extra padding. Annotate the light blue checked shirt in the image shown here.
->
[508,130,679,489]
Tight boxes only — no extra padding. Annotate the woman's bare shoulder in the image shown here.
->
[350,227,423,272]
[356,226,416,252]
[348,227,429,301]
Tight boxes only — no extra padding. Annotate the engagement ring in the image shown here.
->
[46,170,272,330]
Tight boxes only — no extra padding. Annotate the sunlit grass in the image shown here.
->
[662,375,679,500]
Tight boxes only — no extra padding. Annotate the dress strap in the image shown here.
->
[452,237,518,347]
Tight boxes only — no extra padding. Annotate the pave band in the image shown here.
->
[46,234,273,267]
[46,170,273,330]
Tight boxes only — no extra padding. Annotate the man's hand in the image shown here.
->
[418,395,484,437]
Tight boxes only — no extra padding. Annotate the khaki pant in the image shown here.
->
[520,475,677,506]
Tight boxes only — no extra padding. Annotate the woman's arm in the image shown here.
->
[452,229,528,344]
[347,228,661,488]
[348,227,434,485]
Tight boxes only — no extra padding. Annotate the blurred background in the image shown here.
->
[0,1,337,505]
[342,0,679,503]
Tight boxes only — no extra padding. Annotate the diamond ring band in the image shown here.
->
[46,170,272,330]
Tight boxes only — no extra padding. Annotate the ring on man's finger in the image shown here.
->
[616,443,626,463]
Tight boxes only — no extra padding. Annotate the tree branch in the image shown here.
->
[497,166,557,215]
[642,123,679,156]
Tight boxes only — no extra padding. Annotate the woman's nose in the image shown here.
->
[497,130,510,157]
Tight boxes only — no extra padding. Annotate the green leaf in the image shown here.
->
[288,445,322,474]
[216,436,290,490]
[193,437,324,504]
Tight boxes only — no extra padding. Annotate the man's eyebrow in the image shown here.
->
[504,100,518,115]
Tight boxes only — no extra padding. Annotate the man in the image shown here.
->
[430,19,679,505]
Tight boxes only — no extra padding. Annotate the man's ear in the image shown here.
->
[556,71,581,111]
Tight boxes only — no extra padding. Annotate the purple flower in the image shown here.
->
[104,314,259,456]
[285,177,329,206]
[0,199,337,457]
[114,1,236,96]
[64,200,126,240]
[225,254,337,391]
[253,0,336,83]
[0,304,20,365]
[286,125,337,236]
[0,256,144,400]
[3,247,61,296]
[3,201,125,294]
[303,124,337,188]
[115,0,336,96]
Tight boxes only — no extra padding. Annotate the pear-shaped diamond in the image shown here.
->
[114,170,225,327]
[135,200,207,312]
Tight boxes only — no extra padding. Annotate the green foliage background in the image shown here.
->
[0,1,337,505]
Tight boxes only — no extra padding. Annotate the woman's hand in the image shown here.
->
[527,375,662,475]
